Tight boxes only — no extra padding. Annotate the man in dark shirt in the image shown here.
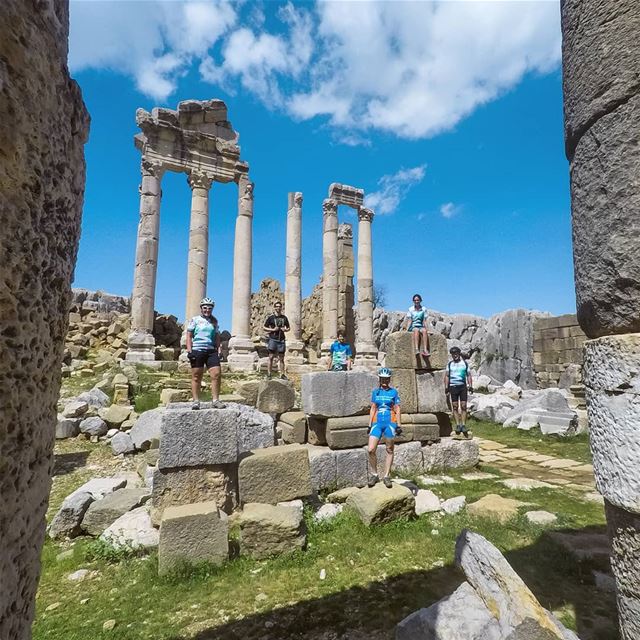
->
[263,301,290,379]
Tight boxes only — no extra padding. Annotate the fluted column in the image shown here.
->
[126,157,164,363]
[320,198,339,359]
[227,174,258,370]
[285,192,306,365]
[184,171,212,323]
[354,206,378,369]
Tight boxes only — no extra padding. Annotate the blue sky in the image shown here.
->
[70,0,572,329]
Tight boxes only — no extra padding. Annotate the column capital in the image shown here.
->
[238,178,254,217]
[141,157,165,178]
[294,192,303,207]
[358,206,374,223]
[188,171,213,190]
[322,198,338,217]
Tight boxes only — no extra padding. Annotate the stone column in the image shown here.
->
[284,192,306,366]
[320,198,339,359]
[354,206,378,369]
[184,171,212,324]
[562,2,640,638]
[228,175,258,370]
[126,158,164,363]
[337,223,356,349]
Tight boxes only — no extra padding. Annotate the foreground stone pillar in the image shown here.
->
[184,172,212,323]
[354,207,378,370]
[228,175,258,370]
[562,2,640,637]
[321,198,339,359]
[285,192,306,365]
[0,2,89,637]
[126,158,163,362]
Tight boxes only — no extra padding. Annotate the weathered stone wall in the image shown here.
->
[249,278,284,340]
[533,313,586,388]
[562,1,640,637]
[0,1,89,637]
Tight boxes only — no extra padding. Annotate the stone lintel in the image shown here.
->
[328,183,365,209]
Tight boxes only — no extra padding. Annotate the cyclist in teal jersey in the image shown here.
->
[404,293,431,357]
[328,330,353,371]
[444,346,473,437]
[367,367,402,488]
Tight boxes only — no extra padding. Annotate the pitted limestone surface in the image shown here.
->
[0,2,89,637]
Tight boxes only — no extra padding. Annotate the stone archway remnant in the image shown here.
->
[561,1,640,637]
[0,1,90,637]
[126,100,256,369]
[321,183,378,369]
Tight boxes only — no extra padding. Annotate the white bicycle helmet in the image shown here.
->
[378,367,392,378]
[200,297,214,307]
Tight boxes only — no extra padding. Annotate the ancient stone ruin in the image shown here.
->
[562,1,640,637]
[126,99,257,370]
[0,1,89,638]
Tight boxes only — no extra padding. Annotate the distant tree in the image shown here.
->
[373,284,387,309]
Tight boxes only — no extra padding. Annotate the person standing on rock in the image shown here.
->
[263,301,290,379]
[404,294,430,357]
[186,297,226,410]
[367,367,402,488]
[328,330,353,371]
[445,346,473,437]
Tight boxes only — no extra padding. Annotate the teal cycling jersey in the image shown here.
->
[330,341,352,367]
[447,359,469,386]
[406,306,427,329]
[371,387,400,425]
[187,315,218,350]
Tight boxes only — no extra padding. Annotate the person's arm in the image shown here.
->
[444,367,450,392]
[283,316,290,333]
[368,401,377,433]
[346,345,353,370]
[404,311,411,330]
[327,343,334,370]
[263,316,274,334]
[466,365,473,393]
[186,331,193,353]
[214,322,221,354]
[394,401,402,428]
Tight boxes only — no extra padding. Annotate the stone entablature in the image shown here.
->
[533,314,586,388]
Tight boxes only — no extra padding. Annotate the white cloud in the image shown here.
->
[365,165,427,215]
[69,1,561,139]
[440,202,461,219]
[69,0,237,101]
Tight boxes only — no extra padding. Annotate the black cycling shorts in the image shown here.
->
[448,385,468,403]
[189,349,220,369]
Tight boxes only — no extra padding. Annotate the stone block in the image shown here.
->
[346,483,415,526]
[422,438,479,472]
[278,411,307,444]
[301,371,377,418]
[307,416,327,445]
[235,404,275,454]
[256,379,295,414]
[150,465,237,525]
[101,506,159,550]
[129,408,164,450]
[390,441,423,474]
[62,400,88,418]
[239,502,306,560]
[49,492,94,539]
[238,444,312,504]
[391,368,417,413]
[56,417,80,439]
[304,445,337,491]
[236,380,260,406]
[159,408,238,469]
[81,488,150,536]
[385,331,448,371]
[111,432,135,455]
[160,388,189,405]
[67,477,127,502]
[158,502,228,575]
[584,334,640,512]
[335,448,368,488]
[326,415,369,449]
[100,404,133,428]
[416,371,448,413]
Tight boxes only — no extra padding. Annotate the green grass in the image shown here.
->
[36,470,614,640]
[469,418,593,464]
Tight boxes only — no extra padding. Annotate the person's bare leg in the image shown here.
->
[420,328,430,356]
[279,353,286,377]
[412,328,420,354]
[367,436,379,481]
[460,401,468,432]
[383,440,394,478]
[209,366,221,401]
[191,368,204,407]
[267,353,274,377]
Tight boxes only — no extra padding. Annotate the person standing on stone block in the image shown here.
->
[186,297,226,410]
[445,346,473,438]
[367,367,402,488]
[263,301,290,379]
[328,330,353,371]
[404,294,430,357]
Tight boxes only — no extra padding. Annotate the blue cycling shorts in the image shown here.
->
[369,422,397,440]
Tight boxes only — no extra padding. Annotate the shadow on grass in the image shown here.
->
[166,524,618,640]
[52,450,90,476]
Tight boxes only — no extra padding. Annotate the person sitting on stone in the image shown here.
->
[186,297,226,410]
[445,346,473,438]
[328,330,353,371]
[404,293,430,357]
[367,367,402,488]
[263,301,290,379]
